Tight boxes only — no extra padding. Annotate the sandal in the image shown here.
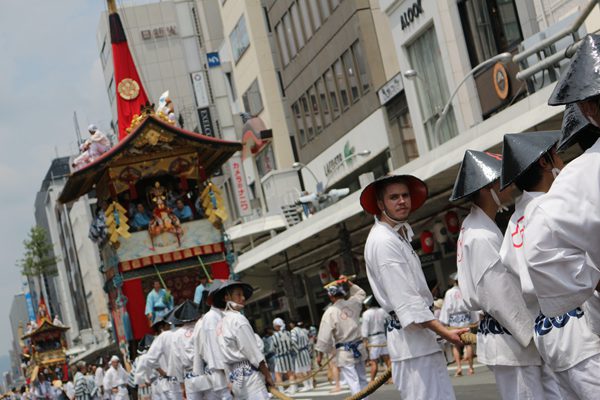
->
[467,368,475,376]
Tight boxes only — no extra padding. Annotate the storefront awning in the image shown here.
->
[234,85,563,274]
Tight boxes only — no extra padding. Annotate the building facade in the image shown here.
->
[231,0,600,328]
[8,293,29,385]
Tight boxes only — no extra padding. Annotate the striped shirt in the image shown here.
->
[290,327,312,371]
[271,330,295,373]
[74,372,96,400]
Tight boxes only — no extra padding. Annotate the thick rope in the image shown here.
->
[344,368,392,400]
[276,355,334,387]
[268,387,294,400]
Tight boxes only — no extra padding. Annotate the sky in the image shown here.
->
[0,1,112,365]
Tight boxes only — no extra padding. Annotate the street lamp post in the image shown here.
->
[433,52,512,141]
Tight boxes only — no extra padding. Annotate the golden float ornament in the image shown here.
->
[118,78,140,100]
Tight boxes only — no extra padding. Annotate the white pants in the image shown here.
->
[554,353,600,399]
[339,362,368,398]
[204,388,232,400]
[541,363,563,400]
[109,388,129,400]
[392,352,455,400]
[488,365,546,400]
[227,365,268,400]
[151,381,168,400]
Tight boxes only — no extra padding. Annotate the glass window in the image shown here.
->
[107,77,115,104]
[333,59,350,110]
[298,0,313,40]
[307,86,322,134]
[242,80,264,116]
[407,27,458,148]
[283,12,297,58]
[315,77,332,127]
[308,0,322,30]
[398,109,419,161]
[275,23,290,65]
[342,50,360,102]
[323,68,340,120]
[290,3,305,49]
[320,0,330,20]
[458,0,522,67]
[100,38,110,68]
[351,41,370,93]
[230,15,250,63]
[300,94,314,140]
[292,101,307,146]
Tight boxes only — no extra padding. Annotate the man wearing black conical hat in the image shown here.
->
[136,307,184,400]
[500,130,600,397]
[361,174,467,399]
[451,150,546,400]
[130,335,154,400]
[213,280,273,399]
[190,280,233,400]
[524,33,600,331]
[163,301,213,400]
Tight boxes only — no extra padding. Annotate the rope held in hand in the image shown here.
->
[275,355,334,387]
[343,368,392,400]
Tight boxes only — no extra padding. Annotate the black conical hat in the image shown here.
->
[209,280,253,308]
[558,104,600,151]
[449,150,502,201]
[500,131,561,190]
[169,300,201,324]
[548,34,600,106]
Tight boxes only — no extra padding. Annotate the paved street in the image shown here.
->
[287,361,500,399]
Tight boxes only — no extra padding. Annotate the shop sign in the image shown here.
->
[377,72,404,105]
[323,142,355,178]
[141,26,177,40]
[229,155,252,217]
[401,0,424,30]
[198,107,214,137]
[191,72,210,109]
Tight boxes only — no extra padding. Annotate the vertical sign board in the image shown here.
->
[228,155,253,217]
[197,107,214,137]
[191,72,210,109]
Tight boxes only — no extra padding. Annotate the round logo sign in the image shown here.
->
[492,63,509,100]
[118,78,140,100]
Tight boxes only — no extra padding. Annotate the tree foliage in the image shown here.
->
[19,226,58,278]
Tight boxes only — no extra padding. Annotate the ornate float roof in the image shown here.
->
[22,319,69,340]
[59,114,242,203]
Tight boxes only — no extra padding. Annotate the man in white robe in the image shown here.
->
[360,296,390,382]
[361,174,467,399]
[72,125,111,170]
[214,280,273,400]
[315,279,368,398]
[103,356,129,400]
[451,150,547,400]
[439,274,477,377]
[166,301,212,400]
[198,282,233,400]
[135,317,179,400]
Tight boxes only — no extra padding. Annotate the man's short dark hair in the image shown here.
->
[375,177,409,202]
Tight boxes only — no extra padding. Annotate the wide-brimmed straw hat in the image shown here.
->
[359,174,428,215]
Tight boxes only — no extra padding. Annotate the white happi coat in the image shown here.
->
[136,330,180,398]
[524,138,600,318]
[439,286,477,328]
[103,365,129,400]
[510,193,600,372]
[361,307,387,345]
[457,205,540,366]
[170,322,212,396]
[218,310,267,399]
[364,218,440,362]
[315,285,367,367]
[199,307,229,391]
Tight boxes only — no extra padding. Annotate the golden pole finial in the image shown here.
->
[107,0,117,14]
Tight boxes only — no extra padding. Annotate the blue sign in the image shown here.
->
[25,292,36,322]
[207,52,221,68]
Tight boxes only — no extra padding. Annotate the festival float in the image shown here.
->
[58,0,241,362]
[21,299,70,382]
